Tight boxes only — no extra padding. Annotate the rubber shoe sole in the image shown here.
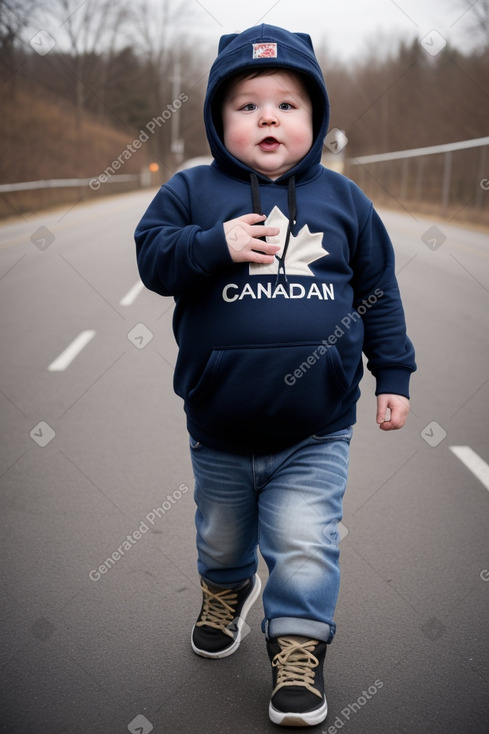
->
[191,574,262,659]
[269,697,328,727]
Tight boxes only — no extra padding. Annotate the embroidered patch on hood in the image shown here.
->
[252,42,278,58]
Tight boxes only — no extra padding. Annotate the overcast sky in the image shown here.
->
[190,0,477,60]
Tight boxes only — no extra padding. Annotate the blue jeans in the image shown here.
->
[189,428,352,644]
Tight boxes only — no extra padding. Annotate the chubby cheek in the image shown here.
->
[223,126,252,158]
[290,125,313,152]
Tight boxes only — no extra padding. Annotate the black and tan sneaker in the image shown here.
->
[191,574,261,659]
[267,635,328,727]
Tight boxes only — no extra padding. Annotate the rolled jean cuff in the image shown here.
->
[265,617,334,644]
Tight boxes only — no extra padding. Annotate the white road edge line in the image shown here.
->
[120,280,144,306]
[450,446,489,492]
[48,330,96,371]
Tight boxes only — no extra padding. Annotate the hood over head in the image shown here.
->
[204,24,330,182]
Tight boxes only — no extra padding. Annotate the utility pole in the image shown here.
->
[170,56,185,165]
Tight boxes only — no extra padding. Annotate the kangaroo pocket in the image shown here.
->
[186,342,349,446]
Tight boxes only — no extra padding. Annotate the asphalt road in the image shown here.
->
[1,189,488,734]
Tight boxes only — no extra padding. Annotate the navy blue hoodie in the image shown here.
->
[135,24,416,454]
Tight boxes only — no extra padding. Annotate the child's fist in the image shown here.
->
[224,213,280,264]
[376,394,410,430]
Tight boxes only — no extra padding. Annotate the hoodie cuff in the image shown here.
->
[192,221,233,274]
[374,368,413,399]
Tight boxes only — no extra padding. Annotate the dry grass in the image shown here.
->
[0,84,152,218]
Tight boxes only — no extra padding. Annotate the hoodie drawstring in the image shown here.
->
[250,172,263,217]
[249,173,297,289]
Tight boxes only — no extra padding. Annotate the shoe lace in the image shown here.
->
[272,637,322,699]
[195,581,239,639]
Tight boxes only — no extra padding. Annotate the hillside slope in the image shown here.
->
[1,85,147,184]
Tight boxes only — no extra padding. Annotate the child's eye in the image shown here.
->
[278,102,294,110]
[241,103,257,111]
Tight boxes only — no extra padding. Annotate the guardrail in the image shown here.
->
[0,173,142,194]
[347,136,489,218]
[2,138,488,221]
[349,136,489,164]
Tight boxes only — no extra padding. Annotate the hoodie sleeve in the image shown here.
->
[135,180,233,297]
[351,204,416,398]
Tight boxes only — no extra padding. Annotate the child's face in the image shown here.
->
[222,70,313,180]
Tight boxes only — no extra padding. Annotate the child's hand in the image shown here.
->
[224,213,280,264]
[376,394,410,431]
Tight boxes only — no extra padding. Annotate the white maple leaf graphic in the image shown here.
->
[249,205,327,277]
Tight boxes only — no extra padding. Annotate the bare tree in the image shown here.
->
[41,0,131,127]
[0,0,37,48]
[130,0,194,111]
[0,0,38,89]
[130,0,206,164]
[455,0,489,50]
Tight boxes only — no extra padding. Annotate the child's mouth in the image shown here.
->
[259,137,280,151]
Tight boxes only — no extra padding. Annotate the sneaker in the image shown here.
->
[267,636,328,727]
[191,574,261,659]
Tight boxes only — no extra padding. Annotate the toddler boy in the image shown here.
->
[135,24,415,728]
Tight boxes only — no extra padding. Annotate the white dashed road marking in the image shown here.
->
[450,446,489,492]
[48,330,96,371]
[120,280,144,306]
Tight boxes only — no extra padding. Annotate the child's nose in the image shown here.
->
[259,107,278,126]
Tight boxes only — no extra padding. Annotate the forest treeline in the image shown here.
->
[0,0,488,214]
